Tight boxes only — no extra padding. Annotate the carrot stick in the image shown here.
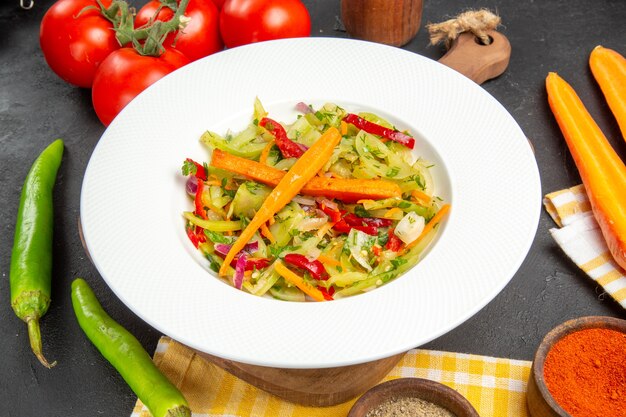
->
[589,46,626,140]
[260,222,276,244]
[259,140,275,165]
[403,204,450,252]
[546,72,626,270]
[210,149,401,202]
[219,128,342,276]
[316,255,341,267]
[274,261,325,302]
[410,189,431,205]
[340,120,348,135]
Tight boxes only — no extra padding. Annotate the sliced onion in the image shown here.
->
[233,253,247,289]
[296,142,309,153]
[316,197,338,211]
[292,195,316,206]
[214,243,231,256]
[298,217,328,232]
[186,176,198,196]
[307,247,322,260]
[214,240,259,257]
[295,102,313,114]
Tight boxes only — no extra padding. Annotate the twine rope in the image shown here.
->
[427,9,501,49]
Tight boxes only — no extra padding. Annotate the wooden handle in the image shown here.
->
[437,30,511,85]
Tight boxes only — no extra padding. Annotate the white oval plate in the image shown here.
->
[81,38,541,369]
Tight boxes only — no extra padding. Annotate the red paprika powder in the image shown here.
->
[543,328,626,417]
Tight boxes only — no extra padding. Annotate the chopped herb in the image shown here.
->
[391,258,408,268]
[204,230,232,244]
[245,181,262,192]
[377,230,389,246]
[354,205,370,218]
[269,244,300,258]
[386,166,400,178]
[181,160,197,176]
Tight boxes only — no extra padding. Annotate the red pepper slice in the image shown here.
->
[186,225,207,248]
[233,257,270,271]
[318,286,335,301]
[343,213,393,228]
[185,158,208,181]
[194,180,208,220]
[386,228,403,252]
[333,219,378,236]
[319,202,343,223]
[259,117,306,158]
[343,113,415,149]
[284,253,330,280]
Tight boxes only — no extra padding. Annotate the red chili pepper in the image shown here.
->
[343,213,393,228]
[284,253,330,280]
[318,286,335,301]
[194,180,208,220]
[333,219,378,236]
[343,113,415,149]
[259,117,306,158]
[386,228,403,252]
[185,158,208,181]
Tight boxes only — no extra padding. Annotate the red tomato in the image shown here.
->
[40,0,119,88]
[92,48,190,126]
[135,0,223,62]
[210,0,226,10]
[220,0,311,48]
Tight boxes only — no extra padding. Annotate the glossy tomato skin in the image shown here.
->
[92,48,190,126]
[220,0,311,48]
[135,0,223,62]
[40,0,119,88]
[210,0,226,10]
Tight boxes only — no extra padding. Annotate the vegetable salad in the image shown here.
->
[182,99,449,301]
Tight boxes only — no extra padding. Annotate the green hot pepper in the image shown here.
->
[10,139,64,368]
[71,278,191,417]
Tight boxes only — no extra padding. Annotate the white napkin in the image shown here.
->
[544,184,626,309]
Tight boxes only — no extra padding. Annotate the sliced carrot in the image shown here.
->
[403,204,451,253]
[315,221,336,238]
[219,127,342,276]
[260,222,276,244]
[589,46,626,140]
[383,207,403,219]
[259,140,275,165]
[274,261,325,302]
[210,149,401,202]
[340,120,348,135]
[410,189,432,205]
[546,72,626,270]
[316,254,341,267]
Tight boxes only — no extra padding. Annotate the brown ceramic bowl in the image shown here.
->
[527,316,626,417]
[347,378,479,417]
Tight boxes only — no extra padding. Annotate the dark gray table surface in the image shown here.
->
[2,0,626,415]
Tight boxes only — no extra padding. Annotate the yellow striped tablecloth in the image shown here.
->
[131,337,531,417]
[544,184,626,308]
